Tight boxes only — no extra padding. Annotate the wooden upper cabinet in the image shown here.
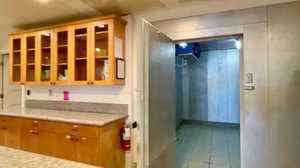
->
[70,24,90,85]
[25,33,38,85]
[53,27,71,85]
[39,30,53,85]
[10,35,25,85]
[9,15,126,86]
[90,20,110,85]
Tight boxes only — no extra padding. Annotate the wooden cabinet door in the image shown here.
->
[0,129,5,146]
[100,119,125,168]
[69,24,92,85]
[0,116,21,149]
[38,30,54,85]
[21,128,56,156]
[10,35,26,85]
[4,126,21,149]
[52,27,71,85]
[55,134,77,161]
[77,136,99,165]
[24,33,39,85]
[89,20,111,85]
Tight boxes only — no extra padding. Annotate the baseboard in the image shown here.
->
[176,120,184,130]
[182,120,240,127]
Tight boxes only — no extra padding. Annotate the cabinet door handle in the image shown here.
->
[81,137,87,141]
[90,81,94,85]
[29,130,39,135]
[32,121,39,126]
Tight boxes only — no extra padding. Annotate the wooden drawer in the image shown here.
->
[55,122,99,138]
[22,119,56,132]
[0,116,21,149]
[0,116,8,122]
[0,116,21,127]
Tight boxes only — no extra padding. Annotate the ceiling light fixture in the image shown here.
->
[97,25,105,28]
[43,33,50,37]
[36,0,50,3]
[179,42,188,48]
[235,40,242,49]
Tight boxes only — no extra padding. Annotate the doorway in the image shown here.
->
[139,20,243,168]
[1,53,22,110]
[175,36,242,168]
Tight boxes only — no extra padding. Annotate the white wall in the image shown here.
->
[268,2,300,167]
[25,85,130,104]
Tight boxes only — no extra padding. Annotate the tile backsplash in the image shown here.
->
[26,100,128,114]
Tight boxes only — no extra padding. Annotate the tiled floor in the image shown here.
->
[176,123,240,168]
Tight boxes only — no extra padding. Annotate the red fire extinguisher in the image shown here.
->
[120,126,131,151]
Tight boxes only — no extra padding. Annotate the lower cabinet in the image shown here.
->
[76,136,99,165]
[0,116,125,168]
[56,134,99,165]
[0,116,21,149]
[21,128,56,156]
[55,134,78,161]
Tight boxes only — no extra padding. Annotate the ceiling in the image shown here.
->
[0,0,299,52]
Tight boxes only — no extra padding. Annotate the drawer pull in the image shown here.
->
[1,127,7,130]
[81,137,87,141]
[65,135,71,139]
[33,121,39,124]
[72,125,79,128]
[1,120,6,122]
[72,125,79,131]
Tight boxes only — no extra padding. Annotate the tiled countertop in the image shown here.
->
[0,106,127,126]
[0,146,101,168]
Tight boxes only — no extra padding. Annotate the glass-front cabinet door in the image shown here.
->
[90,21,110,85]
[70,24,90,85]
[10,35,24,84]
[39,31,52,84]
[53,28,70,85]
[25,34,37,84]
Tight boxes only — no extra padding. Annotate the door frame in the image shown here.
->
[136,18,245,167]
[2,53,24,109]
